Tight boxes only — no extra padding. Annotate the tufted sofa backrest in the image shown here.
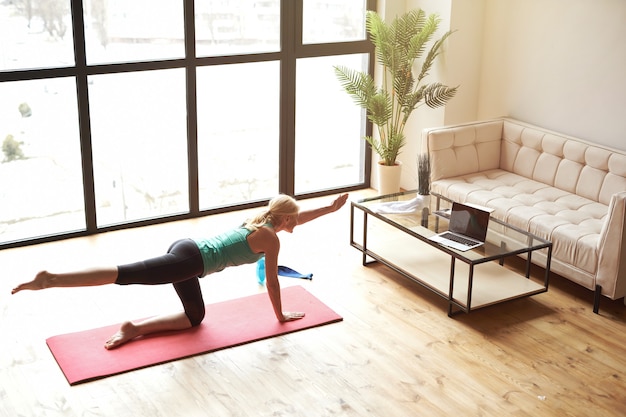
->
[425,118,626,206]
[500,119,626,205]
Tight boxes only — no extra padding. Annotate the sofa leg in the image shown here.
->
[593,285,602,314]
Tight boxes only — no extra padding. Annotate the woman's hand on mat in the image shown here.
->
[281,311,305,322]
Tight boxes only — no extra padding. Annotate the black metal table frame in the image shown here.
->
[350,191,553,316]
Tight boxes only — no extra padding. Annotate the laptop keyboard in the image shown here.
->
[439,232,478,246]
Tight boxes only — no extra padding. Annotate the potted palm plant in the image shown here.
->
[334,9,458,194]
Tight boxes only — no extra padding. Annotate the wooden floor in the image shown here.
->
[2,191,626,417]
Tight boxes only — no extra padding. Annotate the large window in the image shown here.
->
[84,0,186,64]
[89,69,190,226]
[195,0,281,56]
[295,54,367,193]
[302,0,367,44]
[197,61,280,208]
[0,0,374,248]
[0,0,74,70]
[0,78,84,242]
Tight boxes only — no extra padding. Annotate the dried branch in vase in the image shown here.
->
[418,154,431,195]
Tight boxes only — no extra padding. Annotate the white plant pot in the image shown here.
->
[377,160,402,195]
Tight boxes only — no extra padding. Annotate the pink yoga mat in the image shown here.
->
[46,286,342,385]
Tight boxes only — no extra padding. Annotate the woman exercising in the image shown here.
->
[12,193,349,350]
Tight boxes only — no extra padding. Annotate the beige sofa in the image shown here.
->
[422,118,626,312]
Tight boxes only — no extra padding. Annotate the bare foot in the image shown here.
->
[104,321,141,350]
[11,271,54,294]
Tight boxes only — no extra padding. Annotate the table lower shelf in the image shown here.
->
[358,221,546,312]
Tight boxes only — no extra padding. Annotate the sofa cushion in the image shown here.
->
[431,169,606,275]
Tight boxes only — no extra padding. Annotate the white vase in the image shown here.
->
[377,160,402,195]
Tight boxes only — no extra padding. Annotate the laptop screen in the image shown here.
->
[449,202,490,242]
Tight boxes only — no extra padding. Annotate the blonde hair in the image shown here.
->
[244,194,300,231]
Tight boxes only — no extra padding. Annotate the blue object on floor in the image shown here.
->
[256,257,313,285]
[256,256,266,284]
[278,266,313,280]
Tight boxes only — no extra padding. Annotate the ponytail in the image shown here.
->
[244,195,299,231]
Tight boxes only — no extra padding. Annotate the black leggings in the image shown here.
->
[116,239,206,326]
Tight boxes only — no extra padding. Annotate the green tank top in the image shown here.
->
[193,227,263,277]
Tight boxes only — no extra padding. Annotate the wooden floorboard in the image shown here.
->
[2,191,626,417]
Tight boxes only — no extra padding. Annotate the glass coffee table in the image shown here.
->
[350,191,552,316]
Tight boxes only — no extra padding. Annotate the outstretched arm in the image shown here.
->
[296,193,348,226]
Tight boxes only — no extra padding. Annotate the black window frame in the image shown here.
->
[0,0,375,249]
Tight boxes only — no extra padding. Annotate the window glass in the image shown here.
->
[0,78,84,243]
[0,1,371,248]
[294,54,367,193]
[302,0,367,44]
[89,69,189,226]
[0,0,74,70]
[195,0,280,57]
[197,61,280,208]
[84,0,185,64]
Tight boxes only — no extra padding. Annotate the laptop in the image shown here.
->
[429,202,491,251]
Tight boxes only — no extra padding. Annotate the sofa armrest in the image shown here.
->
[596,191,626,299]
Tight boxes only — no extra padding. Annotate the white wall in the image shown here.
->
[376,0,481,189]
[376,0,626,190]
[372,0,458,189]
[400,0,451,188]
[478,0,626,150]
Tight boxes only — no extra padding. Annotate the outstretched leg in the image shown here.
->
[13,238,206,349]
[12,268,118,294]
